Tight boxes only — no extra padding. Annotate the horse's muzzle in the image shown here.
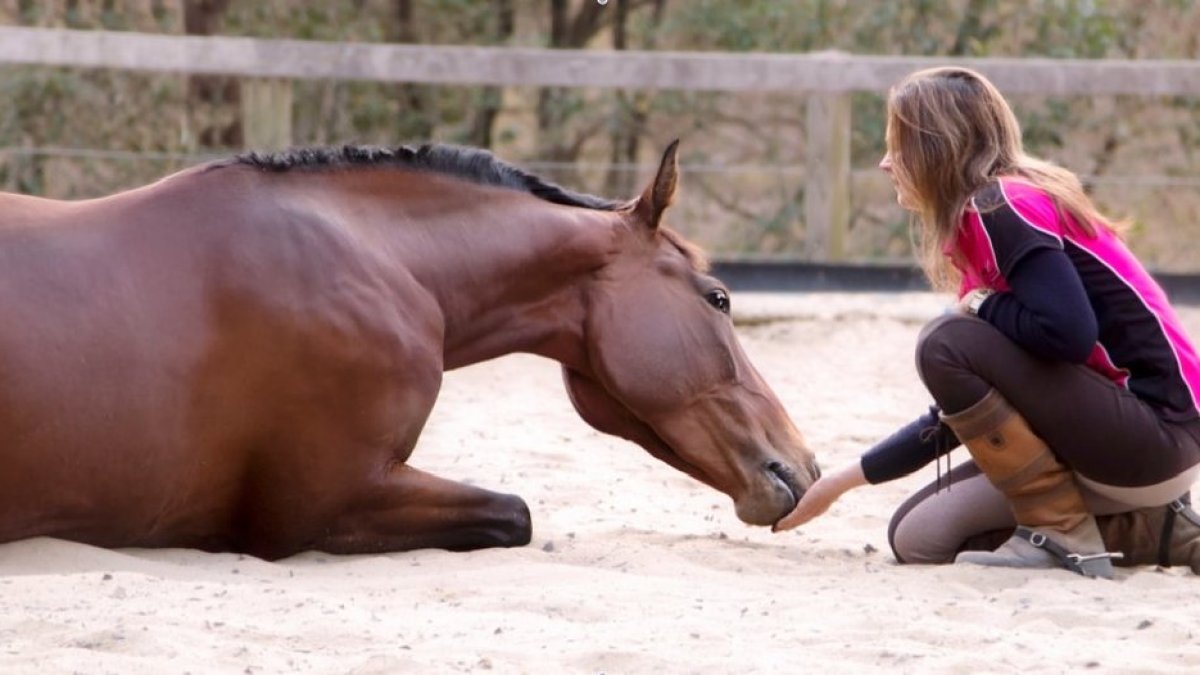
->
[735,459,819,525]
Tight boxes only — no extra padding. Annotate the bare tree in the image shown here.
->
[536,0,612,163]
[603,0,665,197]
[465,0,515,148]
[182,0,240,148]
[389,0,435,142]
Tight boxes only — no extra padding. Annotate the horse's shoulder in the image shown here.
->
[207,200,437,360]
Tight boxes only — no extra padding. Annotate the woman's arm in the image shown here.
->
[773,409,959,531]
[975,247,1098,363]
[860,407,957,483]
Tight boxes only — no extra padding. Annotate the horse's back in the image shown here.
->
[0,191,75,226]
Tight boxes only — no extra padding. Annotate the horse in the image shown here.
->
[0,140,820,560]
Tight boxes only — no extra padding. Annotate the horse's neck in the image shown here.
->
[368,183,618,371]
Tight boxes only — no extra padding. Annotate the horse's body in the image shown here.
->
[0,143,818,559]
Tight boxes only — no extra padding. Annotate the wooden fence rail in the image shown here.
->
[3,26,1200,260]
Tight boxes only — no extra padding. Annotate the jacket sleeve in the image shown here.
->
[977,247,1098,363]
[859,406,961,484]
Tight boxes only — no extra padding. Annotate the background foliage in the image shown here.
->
[2,0,1199,269]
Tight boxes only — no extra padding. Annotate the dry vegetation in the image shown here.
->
[2,1,1199,269]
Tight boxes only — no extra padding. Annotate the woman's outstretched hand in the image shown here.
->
[772,461,868,532]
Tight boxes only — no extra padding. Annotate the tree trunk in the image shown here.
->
[535,0,574,163]
[604,0,665,198]
[391,0,435,142]
[536,0,619,187]
[182,0,241,148]
[465,0,515,148]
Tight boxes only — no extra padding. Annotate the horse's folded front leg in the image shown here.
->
[316,463,532,554]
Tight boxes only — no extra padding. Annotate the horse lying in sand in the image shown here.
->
[0,141,819,559]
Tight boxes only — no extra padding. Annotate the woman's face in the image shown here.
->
[878,146,915,211]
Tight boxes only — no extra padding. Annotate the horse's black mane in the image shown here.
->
[229,143,622,211]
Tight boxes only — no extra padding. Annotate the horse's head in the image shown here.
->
[564,141,820,528]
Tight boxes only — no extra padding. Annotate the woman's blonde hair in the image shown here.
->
[885,66,1118,291]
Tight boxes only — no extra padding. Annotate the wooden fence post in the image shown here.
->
[241,77,293,150]
[804,92,851,261]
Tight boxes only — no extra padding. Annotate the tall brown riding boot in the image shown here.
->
[1096,496,1200,574]
[940,390,1119,578]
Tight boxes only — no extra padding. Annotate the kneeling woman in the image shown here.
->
[775,66,1200,579]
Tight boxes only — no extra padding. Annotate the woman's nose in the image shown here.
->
[879,154,893,173]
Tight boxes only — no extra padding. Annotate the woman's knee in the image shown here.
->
[916,314,980,380]
[915,314,996,412]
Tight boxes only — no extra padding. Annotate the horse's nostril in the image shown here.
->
[765,460,802,503]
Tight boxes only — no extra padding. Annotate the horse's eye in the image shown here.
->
[705,289,730,314]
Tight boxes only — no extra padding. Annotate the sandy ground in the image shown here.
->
[1,291,1198,674]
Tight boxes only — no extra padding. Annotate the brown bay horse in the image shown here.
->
[0,141,819,560]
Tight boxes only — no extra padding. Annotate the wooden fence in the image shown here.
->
[3,26,1200,260]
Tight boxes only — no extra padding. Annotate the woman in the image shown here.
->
[775,66,1200,579]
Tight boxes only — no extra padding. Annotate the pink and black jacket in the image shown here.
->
[862,178,1200,483]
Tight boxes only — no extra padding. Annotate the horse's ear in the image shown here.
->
[634,140,679,230]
